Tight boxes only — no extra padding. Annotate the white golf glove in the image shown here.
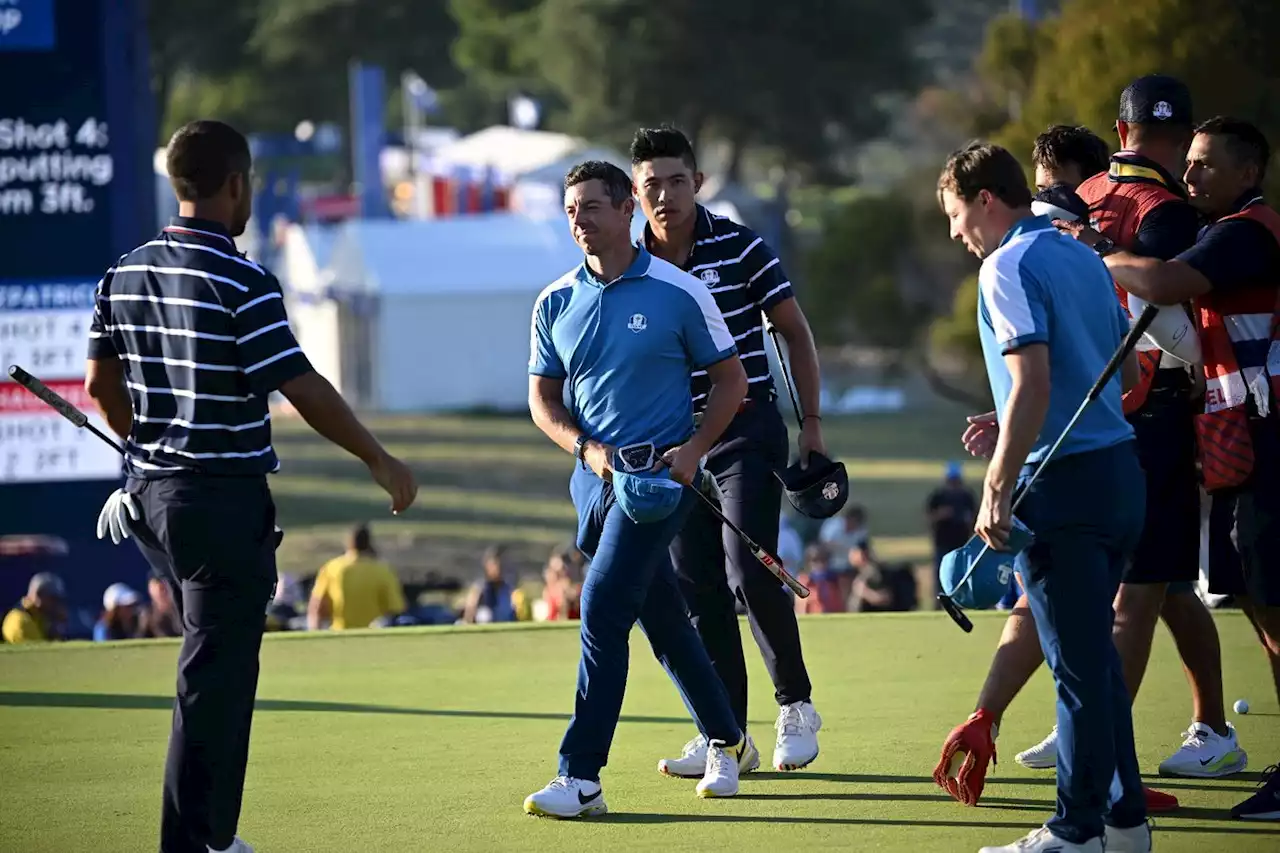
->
[96,488,141,545]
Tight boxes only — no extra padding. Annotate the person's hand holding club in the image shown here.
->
[975,484,1014,552]
[660,443,703,486]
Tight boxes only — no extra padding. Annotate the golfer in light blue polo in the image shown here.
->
[937,142,1150,853]
[523,161,755,818]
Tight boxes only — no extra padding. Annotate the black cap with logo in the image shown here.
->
[1118,74,1193,125]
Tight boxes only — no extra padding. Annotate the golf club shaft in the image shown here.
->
[766,322,806,426]
[945,304,1161,601]
[7,364,127,455]
[694,471,809,598]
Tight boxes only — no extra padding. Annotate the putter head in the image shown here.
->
[938,593,974,633]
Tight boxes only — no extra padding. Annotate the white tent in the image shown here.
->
[285,214,597,412]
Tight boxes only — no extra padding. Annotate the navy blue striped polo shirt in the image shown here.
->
[87,217,313,477]
[643,204,793,411]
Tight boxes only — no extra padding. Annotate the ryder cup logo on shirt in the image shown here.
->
[1153,100,1173,120]
[700,269,720,287]
[628,313,648,333]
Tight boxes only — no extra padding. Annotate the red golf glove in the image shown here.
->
[932,708,998,806]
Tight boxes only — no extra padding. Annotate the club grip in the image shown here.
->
[7,364,89,427]
[1085,304,1159,402]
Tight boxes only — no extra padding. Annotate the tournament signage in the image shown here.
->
[0,0,152,484]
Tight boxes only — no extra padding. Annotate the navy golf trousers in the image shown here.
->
[558,463,741,781]
[1015,440,1147,844]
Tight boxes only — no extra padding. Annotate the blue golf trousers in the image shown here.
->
[1015,440,1147,844]
[558,464,742,781]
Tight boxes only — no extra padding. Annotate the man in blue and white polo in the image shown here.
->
[524,160,754,817]
[936,141,1150,853]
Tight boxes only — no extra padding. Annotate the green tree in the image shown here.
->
[928,0,1280,385]
[453,0,932,178]
[804,194,930,351]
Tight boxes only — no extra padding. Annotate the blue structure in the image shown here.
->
[0,0,156,633]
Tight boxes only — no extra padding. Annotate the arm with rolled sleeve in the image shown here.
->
[233,274,313,394]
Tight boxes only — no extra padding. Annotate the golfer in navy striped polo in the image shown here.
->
[84,120,417,853]
[631,127,828,776]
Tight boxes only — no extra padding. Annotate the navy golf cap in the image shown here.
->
[776,452,849,519]
[1118,75,1192,125]
[1032,183,1090,223]
[613,469,684,524]
[939,518,1035,609]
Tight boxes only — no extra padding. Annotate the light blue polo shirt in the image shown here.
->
[529,247,738,450]
[978,215,1134,465]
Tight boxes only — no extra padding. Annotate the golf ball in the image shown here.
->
[1234,699,1249,714]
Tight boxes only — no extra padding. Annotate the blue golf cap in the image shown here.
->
[610,442,685,524]
[613,469,684,524]
[944,460,963,479]
[939,517,1035,609]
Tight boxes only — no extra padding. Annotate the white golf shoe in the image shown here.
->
[696,736,756,798]
[523,776,608,818]
[659,732,759,778]
[773,701,822,771]
[659,734,709,778]
[979,826,1102,852]
[208,839,253,853]
[1015,726,1058,770]
[1158,721,1248,778]
[1104,822,1153,853]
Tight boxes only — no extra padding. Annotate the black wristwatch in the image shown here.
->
[574,434,590,462]
[1092,237,1117,257]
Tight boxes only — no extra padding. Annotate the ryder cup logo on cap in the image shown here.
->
[627,313,647,333]
[822,481,839,501]
[1153,100,1173,120]
[700,269,720,287]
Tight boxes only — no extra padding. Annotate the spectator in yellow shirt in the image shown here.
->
[2,573,68,643]
[307,525,407,630]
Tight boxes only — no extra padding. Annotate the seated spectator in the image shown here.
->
[820,504,871,599]
[94,583,143,642]
[462,544,520,624]
[307,524,407,630]
[3,572,68,643]
[541,546,582,621]
[794,544,846,615]
[139,572,183,638]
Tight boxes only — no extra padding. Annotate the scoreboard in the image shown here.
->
[0,0,154,484]
[0,0,155,620]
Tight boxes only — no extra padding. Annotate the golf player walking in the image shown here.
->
[524,160,754,817]
[937,142,1150,853]
[85,120,417,853]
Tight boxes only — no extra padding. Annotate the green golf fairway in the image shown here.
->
[1,612,1276,852]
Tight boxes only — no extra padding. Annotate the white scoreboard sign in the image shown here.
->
[0,281,121,483]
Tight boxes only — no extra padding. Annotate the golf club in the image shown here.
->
[694,470,810,598]
[938,303,1161,632]
[766,321,808,428]
[7,364,126,454]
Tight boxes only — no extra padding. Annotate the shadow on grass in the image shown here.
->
[595,813,1278,835]
[985,776,1261,794]
[0,691,695,726]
